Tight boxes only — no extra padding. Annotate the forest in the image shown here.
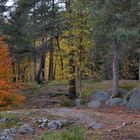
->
[0,0,140,140]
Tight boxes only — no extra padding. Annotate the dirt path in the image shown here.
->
[1,106,140,140]
[3,107,140,127]
[13,82,140,139]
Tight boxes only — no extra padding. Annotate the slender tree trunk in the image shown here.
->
[68,50,77,98]
[53,54,58,80]
[42,59,45,81]
[48,38,54,80]
[66,0,77,98]
[30,59,32,81]
[48,0,55,80]
[112,38,120,97]
[37,35,46,84]
[17,62,20,81]
[37,0,47,84]
[56,36,64,79]
[33,41,37,81]
[11,60,16,82]
[78,37,83,99]
[103,56,109,80]
[37,46,46,84]
[139,57,140,80]
[33,54,37,81]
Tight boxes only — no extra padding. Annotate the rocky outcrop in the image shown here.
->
[88,91,110,108]
[106,98,124,107]
[124,88,140,110]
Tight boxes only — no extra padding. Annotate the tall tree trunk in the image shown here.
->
[139,57,140,80]
[68,50,77,98]
[11,60,16,82]
[78,37,84,99]
[56,36,64,79]
[17,62,20,81]
[37,46,46,84]
[33,41,37,81]
[53,54,58,80]
[66,0,77,98]
[103,56,109,80]
[48,38,54,80]
[37,0,47,84]
[33,54,37,81]
[30,59,32,81]
[42,58,45,81]
[112,38,120,97]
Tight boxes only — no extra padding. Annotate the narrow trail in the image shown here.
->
[2,107,140,129]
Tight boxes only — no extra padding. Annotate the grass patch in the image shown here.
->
[47,80,68,87]
[0,113,20,129]
[85,130,102,140]
[60,99,76,107]
[39,126,85,140]
[23,82,42,90]
[119,83,136,91]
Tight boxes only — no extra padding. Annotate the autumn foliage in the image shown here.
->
[0,37,25,110]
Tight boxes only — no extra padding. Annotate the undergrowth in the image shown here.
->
[39,126,85,140]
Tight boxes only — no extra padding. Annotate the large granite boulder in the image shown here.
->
[88,91,110,108]
[88,91,110,102]
[108,88,128,98]
[88,101,101,108]
[124,87,140,110]
[106,98,124,107]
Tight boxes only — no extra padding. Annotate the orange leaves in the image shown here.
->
[0,89,25,110]
[0,36,25,110]
[0,37,12,80]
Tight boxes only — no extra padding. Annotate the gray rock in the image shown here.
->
[0,133,13,140]
[39,123,46,129]
[48,120,69,130]
[108,88,128,98]
[32,118,36,123]
[89,122,102,129]
[0,128,16,140]
[18,124,34,134]
[3,129,16,135]
[48,121,60,130]
[38,118,48,123]
[88,101,101,108]
[75,99,81,107]
[106,98,123,107]
[88,91,110,103]
[0,118,8,123]
[124,88,140,110]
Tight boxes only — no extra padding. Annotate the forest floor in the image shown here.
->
[1,80,140,140]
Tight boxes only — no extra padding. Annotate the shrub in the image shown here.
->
[0,37,25,110]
